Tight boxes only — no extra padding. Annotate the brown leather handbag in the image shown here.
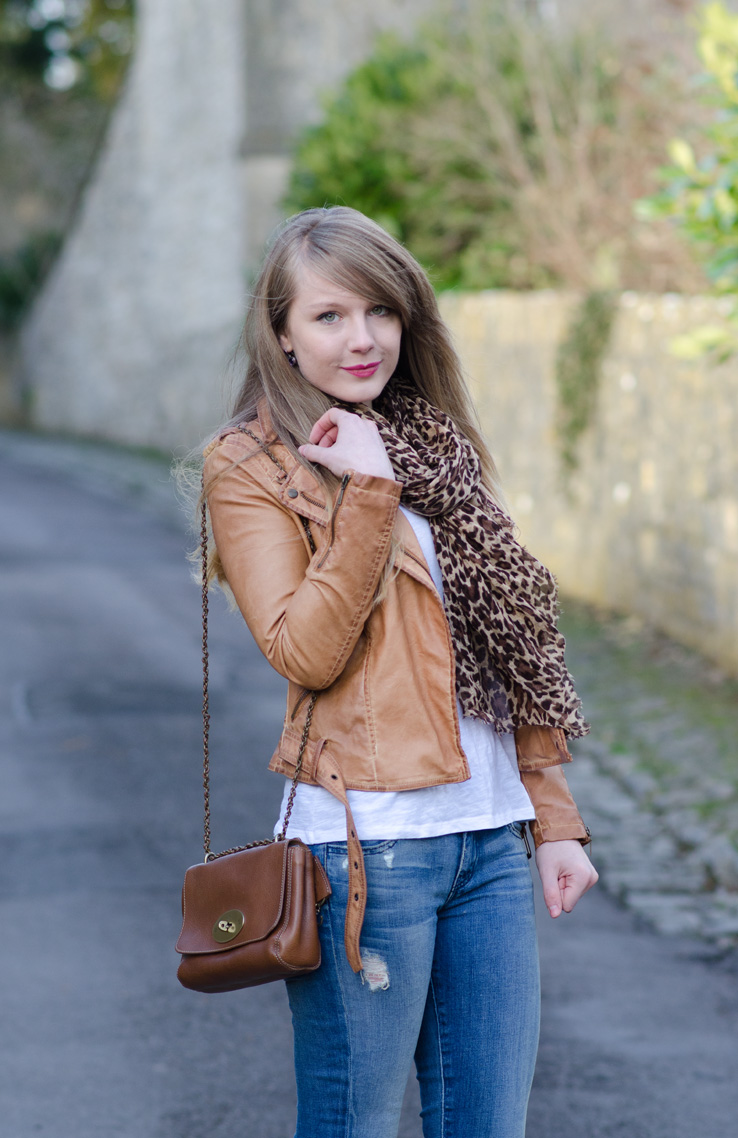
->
[176,462,331,993]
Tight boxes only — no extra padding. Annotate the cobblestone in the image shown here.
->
[562,602,738,948]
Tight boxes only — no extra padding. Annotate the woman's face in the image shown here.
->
[278,264,402,406]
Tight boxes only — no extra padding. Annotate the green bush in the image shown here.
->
[286,1,695,292]
[286,38,438,249]
[639,2,738,360]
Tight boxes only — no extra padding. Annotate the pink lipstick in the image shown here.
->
[342,362,381,377]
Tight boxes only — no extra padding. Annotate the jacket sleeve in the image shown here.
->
[520,766,591,847]
[205,440,402,690]
[513,722,590,846]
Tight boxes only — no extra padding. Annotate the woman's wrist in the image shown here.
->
[528,817,591,848]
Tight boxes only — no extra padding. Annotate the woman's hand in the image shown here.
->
[298,408,395,481]
[535,840,599,918]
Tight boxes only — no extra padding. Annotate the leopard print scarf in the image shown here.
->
[359,381,589,738]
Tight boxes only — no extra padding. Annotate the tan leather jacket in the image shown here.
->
[204,407,589,969]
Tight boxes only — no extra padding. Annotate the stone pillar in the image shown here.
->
[19,0,247,451]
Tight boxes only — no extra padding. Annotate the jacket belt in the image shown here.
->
[311,749,366,973]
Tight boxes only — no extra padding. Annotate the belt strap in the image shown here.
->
[275,738,367,973]
[313,750,366,973]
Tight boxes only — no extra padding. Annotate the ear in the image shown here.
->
[278,332,292,352]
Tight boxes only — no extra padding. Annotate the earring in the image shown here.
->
[285,350,297,368]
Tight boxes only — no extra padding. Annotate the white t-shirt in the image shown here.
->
[274,505,535,843]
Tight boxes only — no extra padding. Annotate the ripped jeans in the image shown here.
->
[285,826,540,1138]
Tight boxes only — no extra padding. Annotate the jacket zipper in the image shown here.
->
[291,688,311,721]
[316,472,351,569]
[404,548,430,573]
[300,490,325,509]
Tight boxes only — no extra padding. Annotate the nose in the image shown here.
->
[347,315,374,354]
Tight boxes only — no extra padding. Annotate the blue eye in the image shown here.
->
[318,312,339,324]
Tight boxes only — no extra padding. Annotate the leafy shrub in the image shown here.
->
[639,1,738,360]
[286,0,699,293]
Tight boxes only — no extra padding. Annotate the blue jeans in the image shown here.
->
[286,825,540,1138]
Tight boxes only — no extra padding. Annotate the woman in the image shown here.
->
[203,206,598,1138]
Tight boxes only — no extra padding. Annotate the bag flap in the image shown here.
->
[176,840,291,955]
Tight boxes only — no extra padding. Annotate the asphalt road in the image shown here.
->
[1,434,736,1138]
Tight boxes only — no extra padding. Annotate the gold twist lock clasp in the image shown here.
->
[211,909,245,943]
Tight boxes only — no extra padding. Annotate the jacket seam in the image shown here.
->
[269,747,468,791]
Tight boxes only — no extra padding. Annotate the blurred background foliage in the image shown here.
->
[1,0,134,96]
[285,0,705,294]
[639,0,738,360]
[0,0,133,329]
[0,0,730,332]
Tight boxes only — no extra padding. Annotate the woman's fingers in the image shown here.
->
[535,840,598,919]
[299,409,395,480]
[316,426,340,448]
[308,407,351,445]
[297,441,347,473]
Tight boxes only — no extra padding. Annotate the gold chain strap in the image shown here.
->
[200,427,317,862]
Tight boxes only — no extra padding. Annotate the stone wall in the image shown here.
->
[17,0,247,452]
[439,290,738,677]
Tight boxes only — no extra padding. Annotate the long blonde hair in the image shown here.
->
[202,206,501,590]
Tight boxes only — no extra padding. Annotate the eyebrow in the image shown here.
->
[299,295,383,312]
